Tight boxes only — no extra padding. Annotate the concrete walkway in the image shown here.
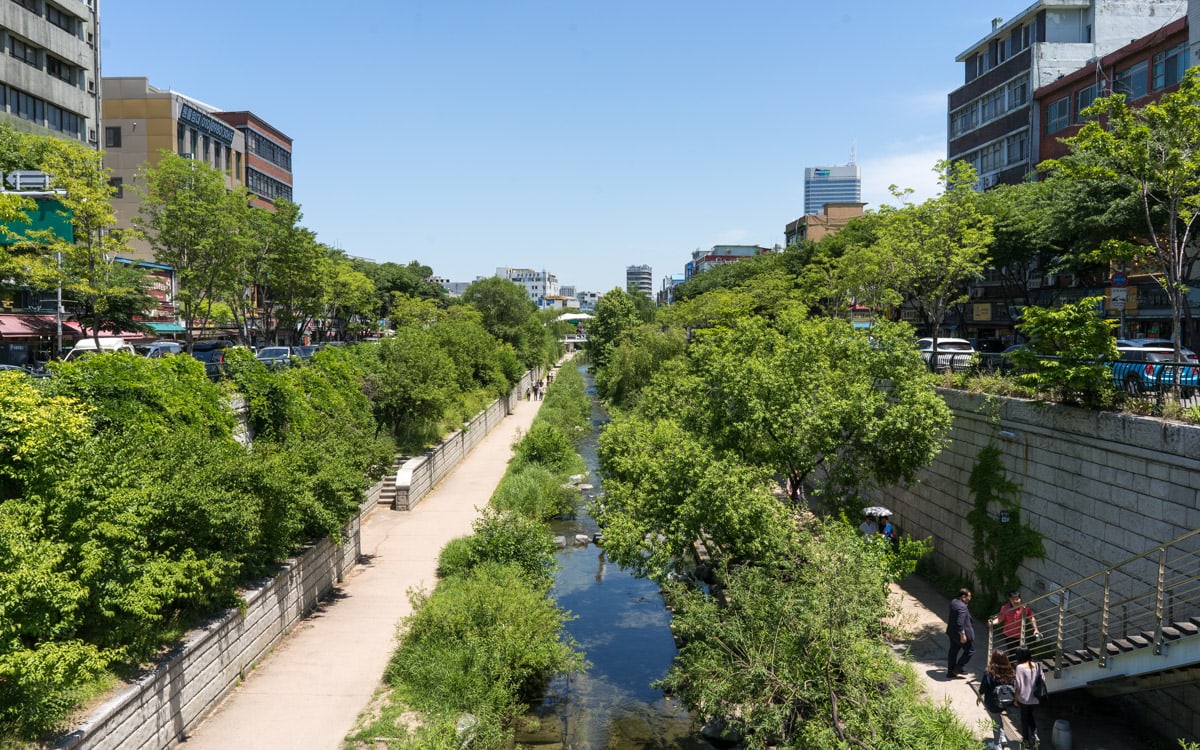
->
[891,575,1150,750]
[175,394,544,750]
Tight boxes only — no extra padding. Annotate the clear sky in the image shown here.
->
[99,1,1034,295]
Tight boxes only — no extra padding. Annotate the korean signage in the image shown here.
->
[1107,287,1137,312]
[178,104,235,144]
[972,303,992,321]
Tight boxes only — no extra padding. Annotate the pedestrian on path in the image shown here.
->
[1012,646,1043,748]
[978,648,1016,749]
[989,589,1040,657]
[946,587,975,678]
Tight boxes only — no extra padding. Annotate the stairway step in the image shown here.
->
[1161,625,1182,640]
[1175,620,1199,636]
[1105,642,1123,655]
[1112,638,1137,652]
[1128,633,1152,649]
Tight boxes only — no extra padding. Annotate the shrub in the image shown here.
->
[490,464,575,521]
[510,422,581,475]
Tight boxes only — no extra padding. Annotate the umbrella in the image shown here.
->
[863,506,892,517]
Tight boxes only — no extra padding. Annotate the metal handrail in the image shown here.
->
[987,528,1200,679]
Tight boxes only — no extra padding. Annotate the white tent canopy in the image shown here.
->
[556,312,594,322]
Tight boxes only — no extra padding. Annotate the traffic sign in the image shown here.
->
[1110,287,1127,310]
[1111,272,1128,288]
[4,170,51,190]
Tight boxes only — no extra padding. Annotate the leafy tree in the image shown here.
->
[460,276,546,368]
[586,288,642,370]
[594,323,686,407]
[672,252,782,302]
[366,327,457,448]
[1009,296,1118,406]
[1047,67,1200,356]
[875,160,994,356]
[316,254,378,343]
[134,153,251,350]
[659,520,975,749]
[354,259,446,322]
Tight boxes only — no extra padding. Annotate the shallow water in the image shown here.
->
[516,366,708,749]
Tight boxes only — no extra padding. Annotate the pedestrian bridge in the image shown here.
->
[989,528,1200,695]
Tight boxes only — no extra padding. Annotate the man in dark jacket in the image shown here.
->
[946,587,974,678]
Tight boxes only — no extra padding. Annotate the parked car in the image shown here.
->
[916,337,976,372]
[190,341,228,380]
[1110,346,1199,396]
[1115,338,1198,362]
[134,340,183,358]
[63,336,135,361]
[290,345,318,361]
[0,363,45,378]
[255,346,293,369]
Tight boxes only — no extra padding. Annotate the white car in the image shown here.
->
[1115,338,1198,362]
[916,337,976,372]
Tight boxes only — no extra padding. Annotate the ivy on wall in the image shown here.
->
[965,443,1045,614]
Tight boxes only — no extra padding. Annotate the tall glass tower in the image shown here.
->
[804,164,861,216]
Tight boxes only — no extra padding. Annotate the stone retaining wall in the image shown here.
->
[59,366,549,749]
[867,390,1200,740]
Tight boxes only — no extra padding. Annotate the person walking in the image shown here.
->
[989,589,1041,656]
[1012,646,1043,748]
[946,587,975,678]
[978,648,1016,749]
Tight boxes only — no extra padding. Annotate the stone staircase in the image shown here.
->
[374,455,408,507]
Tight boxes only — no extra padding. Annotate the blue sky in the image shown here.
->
[100,1,1033,295]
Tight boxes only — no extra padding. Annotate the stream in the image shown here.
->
[515,364,711,749]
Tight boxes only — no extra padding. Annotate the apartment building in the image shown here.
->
[948,0,1184,188]
[496,266,558,306]
[784,202,865,246]
[0,0,99,146]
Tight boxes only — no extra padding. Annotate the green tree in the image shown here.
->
[1047,67,1200,357]
[1009,296,1118,406]
[876,160,994,357]
[317,254,378,343]
[134,153,251,350]
[460,277,546,368]
[586,287,642,370]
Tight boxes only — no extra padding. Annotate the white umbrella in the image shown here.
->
[863,506,892,517]
[556,312,594,321]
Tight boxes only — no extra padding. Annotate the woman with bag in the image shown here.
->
[977,648,1016,749]
[1012,646,1045,749]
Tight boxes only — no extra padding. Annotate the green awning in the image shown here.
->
[146,322,185,334]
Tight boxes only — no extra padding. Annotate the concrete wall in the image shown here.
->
[867,390,1200,740]
[57,494,373,750]
[58,366,547,749]
[394,369,539,511]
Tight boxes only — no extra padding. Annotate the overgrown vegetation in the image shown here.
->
[346,363,590,750]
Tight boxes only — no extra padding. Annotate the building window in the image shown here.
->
[951,105,977,137]
[1007,77,1028,108]
[10,0,39,12]
[13,89,42,123]
[45,55,73,83]
[108,177,123,199]
[1006,132,1027,164]
[1153,43,1188,90]
[10,38,39,67]
[979,141,1004,173]
[1114,60,1149,101]
[45,3,79,35]
[105,126,120,148]
[1075,83,1098,122]
[980,89,1005,123]
[1045,96,1070,134]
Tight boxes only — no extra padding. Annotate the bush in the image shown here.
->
[511,422,581,475]
[490,464,575,521]
[1010,297,1119,407]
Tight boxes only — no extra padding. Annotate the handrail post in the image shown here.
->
[1054,593,1066,678]
[1154,547,1166,656]
[1099,571,1112,668]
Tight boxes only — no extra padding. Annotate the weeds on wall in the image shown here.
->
[965,443,1045,615]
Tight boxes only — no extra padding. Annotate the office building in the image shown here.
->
[626,264,653,298]
[101,77,293,260]
[496,267,558,306]
[685,245,771,280]
[0,0,100,147]
[948,0,1183,188]
[804,164,860,216]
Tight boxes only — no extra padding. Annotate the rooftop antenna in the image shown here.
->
[849,143,857,166]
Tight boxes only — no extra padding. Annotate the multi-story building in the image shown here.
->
[948,0,1183,188]
[0,0,99,147]
[685,245,771,280]
[803,164,860,216]
[496,266,558,306]
[658,272,685,306]
[626,264,653,298]
[213,111,293,210]
[784,202,866,246]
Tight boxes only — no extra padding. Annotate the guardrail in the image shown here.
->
[986,529,1200,689]
[975,353,1199,408]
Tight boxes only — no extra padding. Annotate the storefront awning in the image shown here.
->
[146,322,186,334]
[0,314,82,338]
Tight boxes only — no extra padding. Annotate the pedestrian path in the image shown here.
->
[175,394,544,750]
[890,575,1150,750]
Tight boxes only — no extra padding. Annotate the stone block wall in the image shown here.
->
[59,493,374,750]
[867,390,1200,741]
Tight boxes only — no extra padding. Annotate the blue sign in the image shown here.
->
[1111,272,1128,287]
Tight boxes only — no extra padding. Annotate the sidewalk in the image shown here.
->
[890,575,1150,750]
[175,394,543,750]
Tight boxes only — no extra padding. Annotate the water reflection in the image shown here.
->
[517,366,709,749]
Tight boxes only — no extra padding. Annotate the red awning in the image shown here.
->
[0,314,82,338]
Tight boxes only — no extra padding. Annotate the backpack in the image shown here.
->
[992,682,1015,710]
